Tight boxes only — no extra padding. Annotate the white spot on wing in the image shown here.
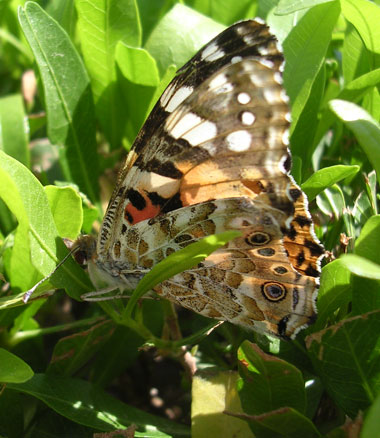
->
[138,171,179,198]
[274,72,283,85]
[202,41,225,61]
[282,129,290,145]
[259,59,274,69]
[231,55,243,63]
[254,17,265,25]
[182,120,218,146]
[163,86,194,113]
[281,89,290,103]
[237,92,251,104]
[208,73,234,93]
[241,111,255,126]
[226,130,251,152]
[263,88,279,104]
[170,112,201,139]
[250,73,265,87]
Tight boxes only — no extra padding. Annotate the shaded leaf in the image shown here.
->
[237,342,306,415]
[18,2,99,203]
[7,373,190,436]
[0,348,34,383]
[306,310,380,418]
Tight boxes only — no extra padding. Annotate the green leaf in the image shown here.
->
[116,44,160,87]
[237,341,306,415]
[329,100,380,185]
[354,215,380,263]
[192,370,254,438]
[45,185,83,240]
[316,184,345,219]
[18,2,99,203]
[145,4,224,75]
[226,407,322,438]
[312,259,352,331]
[0,150,92,303]
[123,230,241,319]
[283,1,340,132]
[361,392,380,438]
[47,319,115,376]
[339,254,380,279]
[306,310,380,418]
[0,94,29,167]
[342,22,370,84]
[350,216,380,314]
[341,0,380,54]
[276,0,336,15]
[0,348,34,383]
[75,0,141,147]
[7,373,190,436]
[301,165,360,200]
[289,63,325,164]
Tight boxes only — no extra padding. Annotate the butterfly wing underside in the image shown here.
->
[88,20,324,339]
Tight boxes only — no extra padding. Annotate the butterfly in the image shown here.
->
[76,19,324,339]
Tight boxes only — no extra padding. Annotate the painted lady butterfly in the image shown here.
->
[76,19,324,339]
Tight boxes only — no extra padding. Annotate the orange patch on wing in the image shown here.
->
[124,197,161,225]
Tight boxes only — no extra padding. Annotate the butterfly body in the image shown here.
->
[78,20,324,339]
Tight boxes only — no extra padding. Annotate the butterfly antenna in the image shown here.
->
[23,246,80,304]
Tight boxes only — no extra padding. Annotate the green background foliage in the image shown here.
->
[1,0,380,436]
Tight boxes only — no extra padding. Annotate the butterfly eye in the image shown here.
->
[246,231,271,246]
[262,282,287,302]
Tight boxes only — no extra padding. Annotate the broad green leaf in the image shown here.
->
[116,44,160,86]
[339,69,380,103]
[87,324,143,387]
[123,230,241,319]
[329,100,380,185]
[7,373,190,436]
[237,342,306,415]
[350,216,380,314]
[76,0,141,147]
[312,259,352,331]
[301,165,360,200]
[355,215,380,263]
[190,0,255,24]
[145,4,224,75]
[47,319,115,376]
[45,186,82,240]
[361,392,380,438]
[283,1,340,131]
[341,0,380,54]
[0,348,33,383]
[45,0,77,38]
[276,0,335,15]
[342,22,370,84]
[290,63,325,164]
[339,254,380,279]
[306,310,380,418]
[0,94,29,167]
[192,370,254,438]
[0,150,92,303]
[227,407,322,438]
[18,2,99,203]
